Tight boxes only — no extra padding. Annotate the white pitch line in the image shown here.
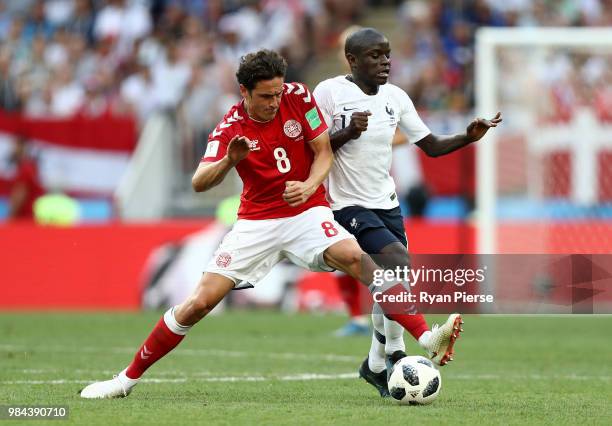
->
[3,346,611,384]
[447,374,612,381]
[0,344,361,363]
[17,369,216,377]
[1,373,359,385]
[2,372,611,386]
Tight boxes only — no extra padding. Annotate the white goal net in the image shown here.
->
[475,28,612,255]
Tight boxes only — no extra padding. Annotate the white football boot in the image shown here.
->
[421,313,464,366]
[80,369,138,399]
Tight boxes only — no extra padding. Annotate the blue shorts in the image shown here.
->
[333,206,407,254]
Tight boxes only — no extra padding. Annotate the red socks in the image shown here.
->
[373,283,429,340]
[125,315,186,379]
[337,274,371,317]
[387,312,429,340]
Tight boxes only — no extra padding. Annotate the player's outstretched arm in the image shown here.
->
[192,136,250,192]
[415,112,502,157]
[283,131,333,207]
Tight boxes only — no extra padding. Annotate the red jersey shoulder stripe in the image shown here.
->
[213,107,245,134]
[283,82,311,103]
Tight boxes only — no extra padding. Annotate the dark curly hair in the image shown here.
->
[236,49,288,91]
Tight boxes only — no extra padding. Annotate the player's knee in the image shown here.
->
[325,243,363,276]
[343,246,365,270]
[187,296,213,321]
[381,243,410,269]
[389,252,410,269]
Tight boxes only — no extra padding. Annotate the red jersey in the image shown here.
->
[201,82,329,220]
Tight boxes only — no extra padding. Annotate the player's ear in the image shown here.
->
[345,53,357,70]
[239,84,250,99]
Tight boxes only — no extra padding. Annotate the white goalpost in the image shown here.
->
[475,27,612,255]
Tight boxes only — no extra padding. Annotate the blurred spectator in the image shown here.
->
[214,13,246,64]
[150,39,191,109]
[0,2,13,41]
[65,0,96,46]
[120,61,157,123]
[155,1,187,39]
[177,14,209,66]
[0,50,20,110]
[67,32,94,82]
[22,0,54,42]
[79,65,122,117]
[23,82,53,117]
[7,136,45,221]
[44,0,75,29]
[94,0,152,43]
[44,27,70,69]
[4,0,38,16]
[406,183,430,217]
[50,63,84,116]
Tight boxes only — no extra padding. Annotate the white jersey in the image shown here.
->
[313,75,431,211]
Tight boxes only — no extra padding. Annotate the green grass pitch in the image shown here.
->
[1,312,611,425]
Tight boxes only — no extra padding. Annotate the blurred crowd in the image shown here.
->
[0,0,366,128]
[389,0,612,115]
[0,0,610,128]
[1,0,610,222]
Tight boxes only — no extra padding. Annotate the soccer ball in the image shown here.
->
[387,356,442,405]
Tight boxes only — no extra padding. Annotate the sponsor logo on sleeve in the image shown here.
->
[305,107,322,130]
[204,140,220,158]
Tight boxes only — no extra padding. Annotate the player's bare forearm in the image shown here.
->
[193,136,251,192]
[191,156,235,192]
[330,127,357,152]
[416,113,502,158]
[415,133,473,158]
[305,141,333,191]
[283,132,332,207]
[330,111,371,152]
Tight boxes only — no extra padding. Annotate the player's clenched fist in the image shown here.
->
[347,110,372,139]
[227,135,251,165]
[283,180,315,207]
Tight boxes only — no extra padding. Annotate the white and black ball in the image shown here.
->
[387,356,442,405]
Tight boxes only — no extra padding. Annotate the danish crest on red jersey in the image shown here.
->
[283,119,302,138]
[216,252,232,268]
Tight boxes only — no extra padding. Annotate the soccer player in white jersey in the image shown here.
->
[313,28,502,397]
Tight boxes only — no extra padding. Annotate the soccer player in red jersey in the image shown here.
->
[80,49,431,399]
[8,137,45,221]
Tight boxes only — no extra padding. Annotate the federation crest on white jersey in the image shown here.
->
[313,76,431,211]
